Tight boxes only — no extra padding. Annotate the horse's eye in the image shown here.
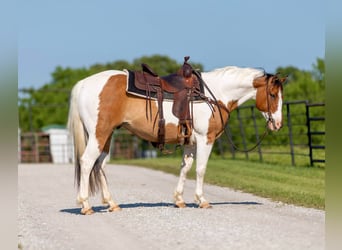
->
[270,93,276,99]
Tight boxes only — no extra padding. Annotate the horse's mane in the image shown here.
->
[206,66,266,80]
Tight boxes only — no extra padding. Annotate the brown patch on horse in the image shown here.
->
[206,101,230,144]
[96,74,128,151]
[253,75,283,113]
[165,123,178,140]
[227,100,238,112]
[122,97,182,144]
[97,73,194,150]
[121,98,179,143]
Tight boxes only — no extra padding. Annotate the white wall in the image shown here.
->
[44,128,74,163]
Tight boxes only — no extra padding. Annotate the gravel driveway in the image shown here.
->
[18,163,324,250]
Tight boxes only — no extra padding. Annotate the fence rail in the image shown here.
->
[19,100,325,167]
[219,100,325,166]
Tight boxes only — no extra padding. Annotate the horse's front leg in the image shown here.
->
[194,140,214,208]
[174,144,196,208]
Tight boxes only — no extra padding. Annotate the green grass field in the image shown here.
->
[112,157,325,210]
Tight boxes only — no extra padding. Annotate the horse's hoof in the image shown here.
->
[175,201,187,208]
[81,207,95,215]
[199,201,212,209]
[108,205,121,212]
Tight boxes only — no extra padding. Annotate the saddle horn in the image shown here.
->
[182,56,192,78]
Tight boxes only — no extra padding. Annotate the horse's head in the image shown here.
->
[253,73,287,131]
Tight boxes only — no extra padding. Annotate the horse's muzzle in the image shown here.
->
[267,120,282,131]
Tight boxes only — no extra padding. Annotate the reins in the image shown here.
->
[193,70,272,153]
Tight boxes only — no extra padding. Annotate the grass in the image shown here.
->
[213,145,326,168]
[112,157,325,210]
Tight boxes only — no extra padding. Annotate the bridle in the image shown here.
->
[265,75,278,131]
[193,70,278,153]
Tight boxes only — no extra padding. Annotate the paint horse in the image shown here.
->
[67,60,286,215]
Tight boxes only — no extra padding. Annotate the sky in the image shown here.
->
[18,0,325,89]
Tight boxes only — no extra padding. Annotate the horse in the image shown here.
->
[67,64,286,215]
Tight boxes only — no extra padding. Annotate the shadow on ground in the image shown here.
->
[60,201,262,215]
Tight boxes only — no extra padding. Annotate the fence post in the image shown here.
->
[217,137,225,158]
[227,126,236,159]
[34,133,39,162]
[286,103,295,166]
[237,108,248,159]
[305,101,313,166]
[251,106,263,162]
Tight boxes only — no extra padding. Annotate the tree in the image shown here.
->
[276,58,325,102]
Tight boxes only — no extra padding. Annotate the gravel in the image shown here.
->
[18,163,325,250]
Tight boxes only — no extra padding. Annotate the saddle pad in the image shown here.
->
[125,70,172,101]
[125,70,205,102]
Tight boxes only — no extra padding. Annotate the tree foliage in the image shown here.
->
[276,58,325,103]
[18,55,324,132]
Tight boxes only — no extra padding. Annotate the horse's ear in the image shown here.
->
[279,76,288,85]
[274,72,288,85]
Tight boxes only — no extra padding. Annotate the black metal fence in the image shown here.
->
[19,100,325,167]
[111,100,325,167]
[217,100,325,166]
[306,103,325,165]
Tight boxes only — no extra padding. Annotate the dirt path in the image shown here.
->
[18,163,324,250]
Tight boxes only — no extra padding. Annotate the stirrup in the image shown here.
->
[177,122,192,138]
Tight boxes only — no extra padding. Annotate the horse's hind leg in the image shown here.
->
[174,144,196,208]
[77,135,101,215]
[97,134,121,212]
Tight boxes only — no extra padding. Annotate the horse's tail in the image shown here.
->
[67,82,87,190]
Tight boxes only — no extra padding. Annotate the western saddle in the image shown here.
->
[132,56,204,151]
